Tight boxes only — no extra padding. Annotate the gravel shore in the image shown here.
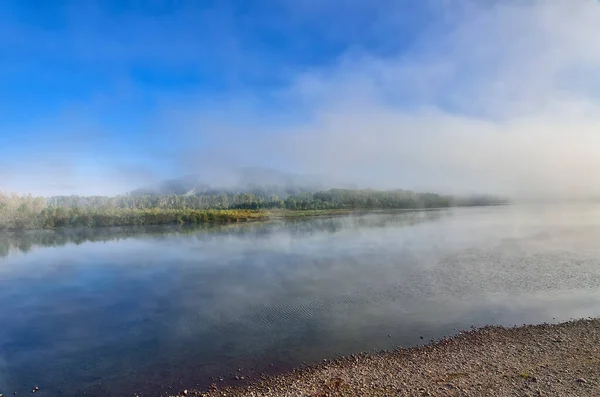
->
[173,318,599,397]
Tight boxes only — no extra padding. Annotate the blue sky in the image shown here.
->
[3,0,600,197]
[2,0,430,122]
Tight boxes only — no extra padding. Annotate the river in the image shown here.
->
[1,205,600,396]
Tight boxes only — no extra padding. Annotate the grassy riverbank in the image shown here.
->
[0,207,444,230]
[0,208,269,230]
[268,208,357,218]
[269,207,453,219]
[175,318,600,397]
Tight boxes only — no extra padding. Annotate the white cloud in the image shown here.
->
[173,0,600,199]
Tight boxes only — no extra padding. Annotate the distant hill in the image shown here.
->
[130,174,211,196]
[130,167,355,197]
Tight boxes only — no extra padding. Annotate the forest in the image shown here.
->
[0,189,508,230]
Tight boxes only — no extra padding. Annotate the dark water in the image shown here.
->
[2,205,600,396]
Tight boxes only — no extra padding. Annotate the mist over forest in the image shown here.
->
[0,167,507,230]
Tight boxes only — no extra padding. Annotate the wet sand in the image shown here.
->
[173,318,599,397]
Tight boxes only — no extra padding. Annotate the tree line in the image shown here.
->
[46,189,493,210]
[0,189,507,230]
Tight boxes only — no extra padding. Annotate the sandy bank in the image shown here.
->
[172,318,599,397]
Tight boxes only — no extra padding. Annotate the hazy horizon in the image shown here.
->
[3,0,600,200]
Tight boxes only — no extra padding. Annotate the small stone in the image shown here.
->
[420,336,424,339]
[576,378,587,383]
[530,377,537,382]
[182,390,188,396]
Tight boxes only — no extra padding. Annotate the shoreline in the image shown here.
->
[0,205,496,231]
[174,318,600,397]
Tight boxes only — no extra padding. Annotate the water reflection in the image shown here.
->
[0,210,445,258]
[1,206,600,396]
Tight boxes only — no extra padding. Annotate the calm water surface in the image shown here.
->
[1,205,600,396]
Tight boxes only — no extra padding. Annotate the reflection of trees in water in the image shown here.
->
[280,210,445,236]
[0,210,447,257]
